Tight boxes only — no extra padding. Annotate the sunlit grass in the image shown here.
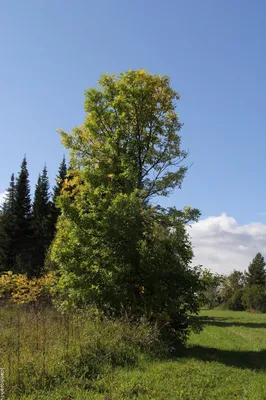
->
[3,308,266,399]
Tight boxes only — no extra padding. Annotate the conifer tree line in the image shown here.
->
[0,155,67,276]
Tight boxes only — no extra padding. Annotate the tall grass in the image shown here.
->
[0,303,165,398]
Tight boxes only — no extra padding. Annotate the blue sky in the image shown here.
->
[1,0,266,231]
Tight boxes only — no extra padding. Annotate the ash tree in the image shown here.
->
[51,70,202,343]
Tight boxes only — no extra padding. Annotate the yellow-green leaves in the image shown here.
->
[58,69,186,200]
[51,70,202,343]
[0,271,57,305]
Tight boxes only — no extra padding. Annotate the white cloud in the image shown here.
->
[0,192,6,206]
[187,213,266,275]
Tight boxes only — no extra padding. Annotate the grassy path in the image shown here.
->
[23,310,266,399]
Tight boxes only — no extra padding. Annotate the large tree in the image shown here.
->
[0,174,16,271]
[220,270,246,311]
[220,270,246,301]
[246,253,266,286]
[0,220,8,270]
[200,269,223,309]
[32,166,52,275]
[13,156,33,274]
[51,70,202,342]
[51,155,68,233]
[53,156,67,201]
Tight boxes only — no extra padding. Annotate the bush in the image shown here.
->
[228,288,244,311]
[242,285,266,312]
[0,271,56,306]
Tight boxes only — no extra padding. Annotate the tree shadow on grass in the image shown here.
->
[174,315,266,370]
[190,315,266,329]
[177,345,266,370]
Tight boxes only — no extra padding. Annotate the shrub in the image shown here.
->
[227,288,245,311]
[0,271,57,306]
[242,285,266,312]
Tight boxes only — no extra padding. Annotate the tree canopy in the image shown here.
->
[0,157,66,276]
[51,70,202,342]
[246,252,266,286]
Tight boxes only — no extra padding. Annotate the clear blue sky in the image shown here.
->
[1,0,266,224]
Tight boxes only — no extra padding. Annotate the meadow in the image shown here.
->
[2,308,266,399]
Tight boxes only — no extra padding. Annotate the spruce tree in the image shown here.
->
[33,166,50,221]
[0,174,17,271]
[2,173,16,215]
[14,156,33,274]
[53,156,67,201]
[32,165,52,275]
[246,253,266,286]
[0,218,8,271]
[51,156,67,232]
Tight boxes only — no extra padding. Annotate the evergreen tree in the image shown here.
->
[2,173,16,215]
[14,156,33,274]
[32,165,52,275]
[51,156,67,232]
[0,218,8,270]
[33,175,43,220]
[0,174,17,271]
[246,253,266,286]
[33,166,50,221]
[53,156,67,201]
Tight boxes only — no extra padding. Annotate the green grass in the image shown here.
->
[4,308,266,399]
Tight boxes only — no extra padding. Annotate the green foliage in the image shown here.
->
[14,157,32,221]
[199,269,223,308]
[61,70,187,199]
[0,221,8,268]
[245,252,266,286]
[242,284,266,312]
[53,155,68,201]
[0,159,34,275]
[51,70,202,343]
[32,166,53,276]
[0,174,17,271]
[204,262,266,313]
[33,166,50,219]
[0,159,61,276]
[0,271,56,305]
[227,288,245,311]
[13,156,33,273]
[51,155,68,233]
[0,304,164,398]
[5,309,266,399]
[220,270,246,305]
[204,261,266,313]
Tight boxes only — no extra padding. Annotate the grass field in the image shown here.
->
[4,309,266,399]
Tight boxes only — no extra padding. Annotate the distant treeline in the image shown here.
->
[0,156,67,276]
[203,252,266,312]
